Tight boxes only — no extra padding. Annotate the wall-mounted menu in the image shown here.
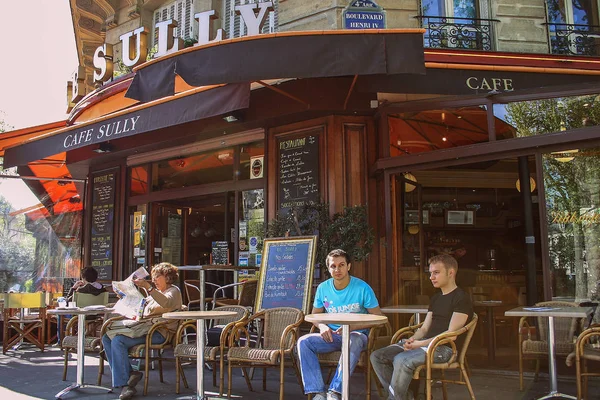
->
[277,130,320,212]
[211,241,229,265]
[255,236,316,314]
[90,171,116,280]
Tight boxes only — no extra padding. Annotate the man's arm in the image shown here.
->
[312,306,337,343]
[403,312,469,350]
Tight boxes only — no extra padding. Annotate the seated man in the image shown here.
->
[297,249,383,400]
[67,266,107,300]
[371,254,473,400]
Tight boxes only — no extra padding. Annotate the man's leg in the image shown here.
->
[328,332,368,394]
[390,348,427,400]
[370,343,406,399]
[297,333,343,394]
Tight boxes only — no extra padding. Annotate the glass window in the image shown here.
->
[151,147,235,191]
[129,165,148,196]
[546,0,600,55]
[239,189,265,268]
[543,146,600,300]
[389,106,508,157]
[495,94,600,138]
[128,204,147,274]
[239,141,265,180]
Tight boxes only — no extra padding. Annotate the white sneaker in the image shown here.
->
[327,391,341,400]
[312,393,327,400]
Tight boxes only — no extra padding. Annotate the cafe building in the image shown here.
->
[2,0,600,334]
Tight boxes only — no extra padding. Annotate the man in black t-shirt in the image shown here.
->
[371,254,473,400]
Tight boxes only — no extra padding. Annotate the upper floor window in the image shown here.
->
[419,0,496,50]
[223,0,278,39]
[546,0,600,55]
[153,0,194,47]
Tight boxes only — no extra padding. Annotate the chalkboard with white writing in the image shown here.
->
[277,130,320,212]
[255,236,317,314]
[90,171,116,280]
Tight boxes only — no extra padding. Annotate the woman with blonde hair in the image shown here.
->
[101,263,182,400]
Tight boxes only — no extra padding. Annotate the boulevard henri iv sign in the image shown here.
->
[68,1,275,106]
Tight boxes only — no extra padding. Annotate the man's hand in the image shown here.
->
[72,280,85,290]
[402,338,424,350]
[319,324,334,343]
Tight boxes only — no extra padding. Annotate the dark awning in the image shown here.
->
[4,83,250,168]
[126,30,426,102]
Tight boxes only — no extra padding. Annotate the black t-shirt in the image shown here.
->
[425,286,473,339]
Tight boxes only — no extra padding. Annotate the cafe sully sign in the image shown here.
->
[343,0,386,30]
[68,1,275,105]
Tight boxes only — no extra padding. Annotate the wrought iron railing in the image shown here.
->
[416,16,499,51]
[545,23,600,56]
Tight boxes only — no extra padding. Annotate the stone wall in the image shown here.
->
[493,0,549,53]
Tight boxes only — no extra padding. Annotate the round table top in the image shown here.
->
[162,310,238,320]
[305,313,388,326]
[48,307,114,316]
[381,305,429,314]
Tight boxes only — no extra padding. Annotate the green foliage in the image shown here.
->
[0,110,13,133]
[267,202,374,277]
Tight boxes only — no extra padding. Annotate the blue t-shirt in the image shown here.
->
[313,276,379,333]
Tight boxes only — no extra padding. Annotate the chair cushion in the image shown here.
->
[228,347,281,364]
[522,340,574,356]
[175,344,219,360]
[62,336,101,352]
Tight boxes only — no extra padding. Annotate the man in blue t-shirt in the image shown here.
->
[370,254,473,400]
[297,249,383,400]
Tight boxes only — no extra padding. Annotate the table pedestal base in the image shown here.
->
[176,390,228,400]
[55,383,112,398]
[537,392,577,400]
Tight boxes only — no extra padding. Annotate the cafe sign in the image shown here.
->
[68,1,274,105]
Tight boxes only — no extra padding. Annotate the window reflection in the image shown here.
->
[129,165,148,196]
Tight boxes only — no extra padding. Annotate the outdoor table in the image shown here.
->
[505,306,593,400]
[380,305,429,325]
[178,265,258,309]
[48,307,114,399]
[163,310,237,400]
[305,313,388,400]
[473,300,505,363]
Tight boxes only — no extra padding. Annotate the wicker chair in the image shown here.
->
[517,301,581,391]
[227,307,304,400]
[212,279,258,310]
[98,315,181,395]
[61,292,110,382]
[174,305,250,395]
[307,321,391,400]
[571,324,600,400]
[390,314,478,400]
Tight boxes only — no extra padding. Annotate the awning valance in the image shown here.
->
[125,30,426,102]
[3,83,250,168]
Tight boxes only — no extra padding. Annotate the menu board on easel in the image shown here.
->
[211,241,229,265]
[255,236,316,314]
[90,171,116,280]
[277,129,321,212]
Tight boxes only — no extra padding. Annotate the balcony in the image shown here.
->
[417,16,498,51]
[546,23,600,56]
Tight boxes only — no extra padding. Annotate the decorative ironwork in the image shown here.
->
[546,23,600,56]
[416,16,498,51]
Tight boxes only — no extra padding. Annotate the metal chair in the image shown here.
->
[184,280,221,310]
[212,279,258,310]
[174,305,250,395]
[517,301,582,391]
[2,292,47,354]
[227,307,304,400]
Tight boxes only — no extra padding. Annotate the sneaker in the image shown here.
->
[327,391,341,400]
[127,371,143,388]
[312,393,327,400]
[119,386,136,400]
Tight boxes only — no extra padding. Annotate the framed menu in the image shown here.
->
[255,236,317,314]
[90,170,117,280]
[277,129,321,212]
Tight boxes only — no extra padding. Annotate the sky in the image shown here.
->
[0,1,78,209]
[0,0,78,130]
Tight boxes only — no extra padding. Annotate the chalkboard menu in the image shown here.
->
[277,130,321,212]
[90,171,116,280]
[211,241,229,265]
[255,236,316,313]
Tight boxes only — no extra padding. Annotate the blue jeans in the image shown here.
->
[370,340,453,400]
[101,332,164,387]
[297,332,368,394]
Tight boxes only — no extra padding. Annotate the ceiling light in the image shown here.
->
[516,177,536,192]
[223,115,238,122]
[442,137,447,142]
[404,173,417,192]
[93,142,114,153]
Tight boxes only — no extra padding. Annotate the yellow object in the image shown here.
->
[516,177,536,192]
[408,225,420,235]
[404,173,417,192]
[4,292,46,308]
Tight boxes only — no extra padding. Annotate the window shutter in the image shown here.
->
[224,0,278,39]
[153,0,194,46]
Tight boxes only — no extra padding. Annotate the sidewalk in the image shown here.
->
[0,344,597,399]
